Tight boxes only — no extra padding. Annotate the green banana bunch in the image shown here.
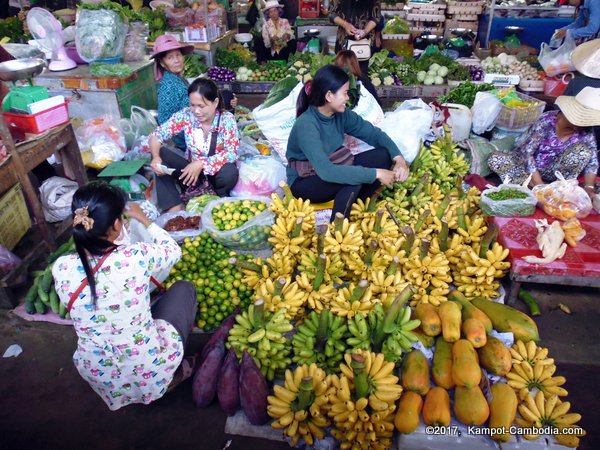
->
[292,310,349,374]
[227,299,293,381]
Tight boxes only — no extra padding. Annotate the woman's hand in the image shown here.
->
[124,202,152,227]
[376,168,396,187]
[179,160,204,186]
[344,22,358,36]
[151,156,165,176]
[530,171,544,187]
[392,156,409,182]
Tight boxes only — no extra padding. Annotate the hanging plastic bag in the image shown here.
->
[119,106,158,149]
[442,103,472,142]
[39,176,79,223]
[543,72,575,97]
[201,196,274,251]
[75,116,127,169]
[532,172,592,221]
[75,8,128,62]
[155,210,204,242]
[230,156,286,198]
[471,92,503,135]
[538,35,577,77]
[480,184,538,217]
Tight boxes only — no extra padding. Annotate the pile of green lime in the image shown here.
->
[211,199,267,231]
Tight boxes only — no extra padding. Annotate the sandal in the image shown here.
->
[167,354,198,392]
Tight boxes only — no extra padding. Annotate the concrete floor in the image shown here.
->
[0,281,599,450]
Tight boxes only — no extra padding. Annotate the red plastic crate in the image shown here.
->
[299,0,320,18]
[3,101,69,134]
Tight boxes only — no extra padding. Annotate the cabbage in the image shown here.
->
[424,76,434,86]
[417,71,427,82]
[438,66,449,77]
[434,76,444,85]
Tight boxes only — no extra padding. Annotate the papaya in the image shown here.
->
[471,297,539,342]
[454,385,490,426]
[401,349,430,395]
[438,301,461,343]
[448,291,493,333]
[432,337,454,389]
[413,328,435,348]
[414,303,441,337]
[394,391,423,434]
[422,387,451,427]
[452,339,481,388]
[478,336,512,376]
[489,383,518,441]
[462,318,487,348]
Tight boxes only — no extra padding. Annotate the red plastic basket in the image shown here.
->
[299,0,320,18]
[2,101,69,134]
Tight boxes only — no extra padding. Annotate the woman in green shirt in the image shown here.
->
[287,65,409,220]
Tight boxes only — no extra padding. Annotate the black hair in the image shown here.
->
[188,78,224,112]
[71,181,127,304]
[296,64,350,117]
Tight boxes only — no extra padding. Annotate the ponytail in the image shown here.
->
[295,65,350,117]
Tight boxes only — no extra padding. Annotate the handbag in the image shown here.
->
[290,146,355,178]
[346,38,371,61]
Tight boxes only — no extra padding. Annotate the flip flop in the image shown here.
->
[167,354,198,392]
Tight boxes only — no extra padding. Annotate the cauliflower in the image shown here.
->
[372,77,381,87]
[302,73,312,83]
[383,76,394,86]
[294,61,304,68]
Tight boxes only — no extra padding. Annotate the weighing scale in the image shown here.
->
[504,26,524,49]
[413,34,443,51]
[444,28,476,58]
[302,29,321,54]
[0,58,49,113]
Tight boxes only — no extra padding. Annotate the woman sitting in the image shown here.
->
[488,87,600,198]
[286,65,409,220]
[52,181,197,411]
[148,78,239,212]
[334,49,382,106]
[261,0,295,61]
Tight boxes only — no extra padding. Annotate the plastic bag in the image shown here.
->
[123,21,149,62]
[166,7,195,28]
[539,35,576,78]
[186,194,220,215]
[443,103,472,142]
[119,106,158,149]
[532,173,592,221]
[128,219,170,291]
[480,184,538,217]
[75,9,128,62]
[39,176,79,223]
[0,244,22,278]
[378,99,433,163]
[75,116,127,169]
[342,82,384,154]
[201,196,274,251]
[155,210,204,242]
[471,92,503,135]
[230,156,286,198]
[465,136,516,177]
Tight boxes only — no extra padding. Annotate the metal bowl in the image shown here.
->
[421,34,443,44]
[505,26,524,35]
[0,58,47,81]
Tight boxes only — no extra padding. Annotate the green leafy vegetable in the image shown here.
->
[215,49,244,70]
[90,63,134,78]
[183,53,208,78]
[262,76,299,108]
[438,81,495,108]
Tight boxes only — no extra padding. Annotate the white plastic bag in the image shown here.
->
[128,219,170,291]
[443,103,472,142]
[230,156,286,197]
[39,176,79,223]
[75,116,127,169]
[378,99,433,163]
[471,92,503,135]
[342,81,384,154]
[539,35,577,78]
[155,210,203,242]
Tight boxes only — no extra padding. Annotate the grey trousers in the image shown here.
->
[152,280,197,346]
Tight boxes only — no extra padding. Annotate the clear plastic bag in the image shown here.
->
[480,184,538,217]
[155,210,204,242]
[0,244,22,278]
[166,7,195,28]
[539,35,576,78]
[471,92,503,135]
[230,156,286,198]
[75,9,128,62]
[532,173,592,221]
[123,21,149,62]
[201,196,274,251]
[75,116,127,169]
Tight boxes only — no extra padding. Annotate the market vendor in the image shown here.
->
[52,181,197,411]
[148,78,239,212]
[151,35,195,151]
[261,0,295,61]
[554,0,600,42]
[287,64,408,220]
[334,49,381,106]
[488,87,600,198]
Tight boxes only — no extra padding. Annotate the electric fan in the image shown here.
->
[27,7,77,72]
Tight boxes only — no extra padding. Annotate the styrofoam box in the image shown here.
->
[397,420,501,450]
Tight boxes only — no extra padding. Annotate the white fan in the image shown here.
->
[27,7,77,72]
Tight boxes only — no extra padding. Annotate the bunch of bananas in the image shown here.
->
[352,206,400,246]
[226,300,293,381]
[297,249,346,286]
[295,271,337,312]
[368,260,410,307]
[506,360,568,398]
[254,277,307,320]
[401,241,452,306]
[516,390,585,447]
[268,215,313,260]
[344,239,389,280]
[234,252,295,289]
[323,213,365,261]
[510,340,555,368]
[267,363,331,447]
[328,351,402,450]
[292,310,348,373]
[330,281,379,319]
[270,183,316,229]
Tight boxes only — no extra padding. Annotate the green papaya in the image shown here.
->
[471,297,539,342]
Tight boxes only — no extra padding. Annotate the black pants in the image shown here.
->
[152,281,197,346]
[156,146,239,210]
[290,147,392,221]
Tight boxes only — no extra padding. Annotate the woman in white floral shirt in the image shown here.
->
[52,182,197,410]
[261,0,295,61]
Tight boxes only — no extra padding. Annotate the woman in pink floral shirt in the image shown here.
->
[52,182,197,410]
[148,78,239,211]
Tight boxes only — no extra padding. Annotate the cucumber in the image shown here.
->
[37,282,50,305]
[34,299,46,314]
[40,268,54,293]
[47,238,75,265]
[25,277,40,303]
[49,288,60,314]
[59,301,67,319]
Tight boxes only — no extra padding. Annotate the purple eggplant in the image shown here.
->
[200,309,239,363]
[239,350,269,425]
[217,348,241,416]
[192,340,226,407]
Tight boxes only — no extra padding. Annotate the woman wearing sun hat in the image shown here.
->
[151,34,195,151]
[488,87,600,197]
[261,0,295,61]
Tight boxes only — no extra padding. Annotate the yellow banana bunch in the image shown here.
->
[401,245,452,306]
[270,184,316,230]
[384,189,411,225]
[298,250,346,286]
[328,351,401,450]
[330,281,379,319]
[344,243,388,281]
[452,247,504,299]
[506,360,568,398]
[268,215,313,260]
[455,215,488,245]
[254,277,308,320]
[516,391,585,447]
[267,363,331,447]
[449,150,470,175]
[358,209,400,246]
[369,269,409,308]
[295,272,337,312]
[350,197,380,221]
[323,214,365,259]
[264,252,296,279]
[510,340,555,368]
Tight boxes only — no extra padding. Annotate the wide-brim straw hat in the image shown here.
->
[150,34,194,59]
[263,1,283,12]
[555,86,600,127]
[571,39,600,79]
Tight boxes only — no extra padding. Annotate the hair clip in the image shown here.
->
[73,206,95,231]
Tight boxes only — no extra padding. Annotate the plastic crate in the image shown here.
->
[376,85,421,98]
[2,101,69,134]
[233,81,276,94]
[299,0,320,18]
[496,92,546,130]
[0,183,31,250]
[446,0,485,16]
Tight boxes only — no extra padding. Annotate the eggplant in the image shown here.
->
[239,350,269,425]
[192,340,226,407]
[217,348,241,416]
[200,309,239,363]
